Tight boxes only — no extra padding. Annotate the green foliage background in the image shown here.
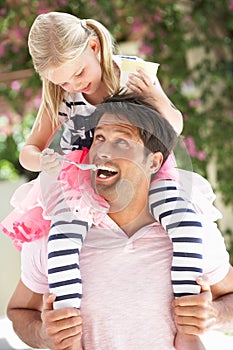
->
[0,0,233,255]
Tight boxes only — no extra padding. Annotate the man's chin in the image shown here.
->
[94,185,117,203]
[93,178,134,207]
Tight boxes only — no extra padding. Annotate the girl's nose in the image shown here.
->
[65,79,81,93]
[69,84,80,93]
[63,83,76,93]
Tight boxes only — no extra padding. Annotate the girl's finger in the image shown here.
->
[196,276,211,293]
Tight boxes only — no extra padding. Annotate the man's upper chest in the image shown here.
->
[80,223,173,295]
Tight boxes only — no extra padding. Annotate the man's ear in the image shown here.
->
[150,152,163,175]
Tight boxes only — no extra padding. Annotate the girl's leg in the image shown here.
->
[48,218,88,309]
[149,179,206,349]
[149,179,203,297]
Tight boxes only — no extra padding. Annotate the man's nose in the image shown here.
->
[96,142,113,159]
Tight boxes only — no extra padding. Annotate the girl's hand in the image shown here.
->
[126,67,183,135]
[173,277,217,336]
[40,148,62,177]
[126,67,161,101]
[41,293,83,350]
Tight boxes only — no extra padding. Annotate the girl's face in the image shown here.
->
[43,38,103,95]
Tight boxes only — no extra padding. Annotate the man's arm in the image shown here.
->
[173,265,233,335]
[7,279,82,349]
[211,265,233,331]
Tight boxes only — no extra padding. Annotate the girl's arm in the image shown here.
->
[126,69,183,135]
[19,107,61,172]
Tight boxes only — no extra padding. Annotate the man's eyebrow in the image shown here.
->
[95,125,104,131]
[95,125,135,137]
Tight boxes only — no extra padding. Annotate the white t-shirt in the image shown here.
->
[21,212,230,350]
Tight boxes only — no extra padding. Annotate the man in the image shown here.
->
[7,93,233,349]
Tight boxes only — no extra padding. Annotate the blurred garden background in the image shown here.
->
[0,0,233,319]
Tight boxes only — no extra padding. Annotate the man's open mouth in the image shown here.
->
[96,165,118,179]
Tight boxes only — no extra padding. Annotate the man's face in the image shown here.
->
[89,113,154,211]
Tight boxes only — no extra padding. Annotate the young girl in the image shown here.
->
[1,11,219,349]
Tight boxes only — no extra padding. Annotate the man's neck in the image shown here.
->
[108,201,155,238]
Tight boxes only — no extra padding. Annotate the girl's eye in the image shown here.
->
[76,69,84,77]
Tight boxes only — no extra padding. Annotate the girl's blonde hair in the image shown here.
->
[28,12,119,128]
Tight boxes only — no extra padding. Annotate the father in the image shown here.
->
[6,93,233,350]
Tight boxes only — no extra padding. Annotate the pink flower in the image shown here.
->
[58,0,69,5]
[11,81,21,91]
[154,15,162,23]
[139,44,153,56]
[229,0,233,11]
[12,45,20,53]
[0,112,21,136]
[37,1,52,15]
[167,86,175,94]
[132,23,145,33]
[189,99,202,108]
[0,8,7,15]
[0,44,5,57]
[184,136,197,157]
[37,8,51,14]
[226,110,233,118]
[12,28,24,41]
[147,31,155,39]
[197,151,206,161]
[24,88,33,98]
[32,96,42,108]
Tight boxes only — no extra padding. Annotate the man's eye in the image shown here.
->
[95,135,104,142]
[115,138,129,146]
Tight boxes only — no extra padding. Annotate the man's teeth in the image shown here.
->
[97,165,118,178]
[99,173,108,178]
[97,165,116,172]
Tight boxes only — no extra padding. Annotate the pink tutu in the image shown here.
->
[0,178,51,250]
[154,152,178,182]
[0,150,178,251]
[0,148,91,250]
